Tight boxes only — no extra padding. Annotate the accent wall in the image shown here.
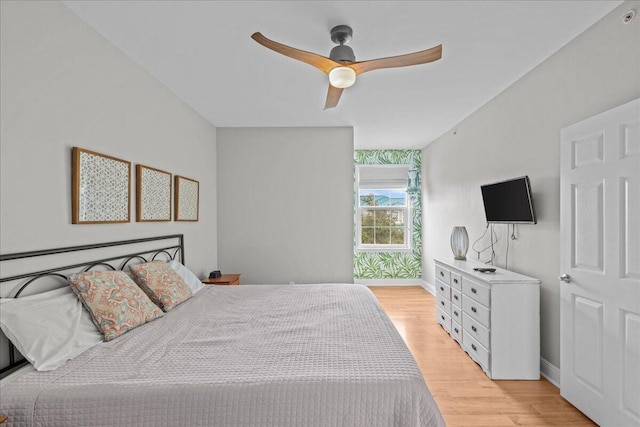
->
[354,150,422,280]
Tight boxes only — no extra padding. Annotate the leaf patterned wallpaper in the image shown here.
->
[354,150,422,279]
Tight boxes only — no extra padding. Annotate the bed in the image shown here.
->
[0,235,445,426]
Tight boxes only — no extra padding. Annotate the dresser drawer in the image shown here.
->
[451,288,462,308]
[451,304,462,324]
[451,320,463,344]
[462,296,490,328]
[435,278,451,301]
[463,332,490,372]
[436,307,451,333]
[436,292,451,314]
[435,264,451,285]
[462,277,490,307]
[462,312,490,350]
[450,272,462,290]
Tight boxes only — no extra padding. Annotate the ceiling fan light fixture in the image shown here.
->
[329,67,356,88]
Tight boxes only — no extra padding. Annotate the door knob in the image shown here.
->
[559,273,572,283]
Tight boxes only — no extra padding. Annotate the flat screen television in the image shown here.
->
[481,176,536,224]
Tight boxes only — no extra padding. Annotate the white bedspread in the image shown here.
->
[0,284,445,426]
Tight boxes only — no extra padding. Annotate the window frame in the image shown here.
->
[356,184,412,253]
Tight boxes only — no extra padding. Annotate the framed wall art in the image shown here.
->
[72,147,131,224]
[136,165,172,222]
[174,175,199,222]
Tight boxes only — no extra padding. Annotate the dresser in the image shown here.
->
[434,258,540,380]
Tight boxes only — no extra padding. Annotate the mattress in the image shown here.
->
[0,284,445,426]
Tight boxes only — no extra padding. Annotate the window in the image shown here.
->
[356,165,411,251]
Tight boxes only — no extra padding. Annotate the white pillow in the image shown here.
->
[167,260,205,294]
[0,286,103,371]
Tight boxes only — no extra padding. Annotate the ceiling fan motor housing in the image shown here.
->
[330,45,355,62]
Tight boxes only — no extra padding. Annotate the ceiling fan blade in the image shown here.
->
[350,44,442,75]
[252,32,342,74]
[324,84,344,109]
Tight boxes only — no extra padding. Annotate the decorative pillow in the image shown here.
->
[0,286,103,371]
[129,261,193,311]
[167,260,205,294]
[68,270,163,341]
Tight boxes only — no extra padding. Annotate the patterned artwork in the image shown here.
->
[175,176,199,221]
[72,147,131,224]
[354,150,422,279]
[137,165,171,222]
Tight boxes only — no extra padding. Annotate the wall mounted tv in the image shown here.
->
[480,176,537,224]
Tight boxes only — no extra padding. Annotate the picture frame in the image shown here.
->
[72,147,131,224]
[136,165,172,222]
[174,175,199,222]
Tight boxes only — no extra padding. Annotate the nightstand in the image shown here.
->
[202,274,240,286]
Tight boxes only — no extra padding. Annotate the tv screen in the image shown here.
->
[481,176,536,224]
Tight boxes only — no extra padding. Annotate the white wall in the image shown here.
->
[0,1,218,285]
[217,127,354,284]
[422,0,640,369]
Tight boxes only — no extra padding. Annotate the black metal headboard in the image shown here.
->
[0,234,185,375]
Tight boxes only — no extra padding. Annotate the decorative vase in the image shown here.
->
[450,226,469,260]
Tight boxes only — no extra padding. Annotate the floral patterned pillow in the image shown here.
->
[129,261,193,312]
[68,270,163,342]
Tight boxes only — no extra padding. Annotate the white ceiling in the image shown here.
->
[62,1,622,149]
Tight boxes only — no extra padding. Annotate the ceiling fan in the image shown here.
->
[251,25,442,109]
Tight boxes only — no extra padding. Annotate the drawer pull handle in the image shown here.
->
[440,271,444,277]
[440,286,444,291]
[441,301,445,306]
[471,344,477,351]
[453,311,458,317]
[471,307,477,313]
[454,328,459,333]
[471,288,477,294]
[471,325,477,332]
[454,278,458,283]
[454,295,459,300]
[441,315,445,321]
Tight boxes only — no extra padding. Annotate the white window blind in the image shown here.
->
[357,165,409,190]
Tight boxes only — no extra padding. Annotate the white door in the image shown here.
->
[560,98,640,426]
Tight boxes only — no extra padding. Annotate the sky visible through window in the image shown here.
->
[359,190,406,207]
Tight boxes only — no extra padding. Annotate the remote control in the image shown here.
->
[473,267,496,273]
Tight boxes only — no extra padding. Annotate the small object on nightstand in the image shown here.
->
[202,273,240,286]
[209,270,222,279]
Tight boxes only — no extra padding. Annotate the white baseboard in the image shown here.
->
[355,279,424,286]
[540,357,560,388]
[421,279,436,295]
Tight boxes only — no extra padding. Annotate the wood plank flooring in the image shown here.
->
[368,286,596,427]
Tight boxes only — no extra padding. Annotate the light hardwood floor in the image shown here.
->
[368,286,596,427]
